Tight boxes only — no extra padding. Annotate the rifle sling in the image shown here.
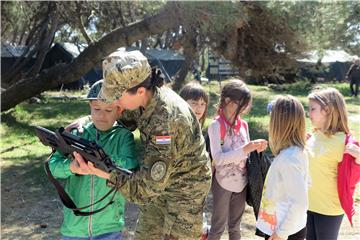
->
[44,153,118,216]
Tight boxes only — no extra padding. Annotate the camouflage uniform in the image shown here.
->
[98,51,212,239]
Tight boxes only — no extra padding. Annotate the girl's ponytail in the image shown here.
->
[217,79,252,130]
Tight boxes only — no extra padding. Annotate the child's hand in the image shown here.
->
[254,139,268,153]
[243,139,267,154]
[269,233,284,240]
[72,152,110,179]
[345,143,360,164]
[70,152,91,175]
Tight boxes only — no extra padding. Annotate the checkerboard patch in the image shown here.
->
[155,136,171,145]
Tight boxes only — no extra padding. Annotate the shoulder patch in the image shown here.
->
[150,161,167,181]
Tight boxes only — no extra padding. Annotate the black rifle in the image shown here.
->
[35,126,133,176]
[35,126,133,216]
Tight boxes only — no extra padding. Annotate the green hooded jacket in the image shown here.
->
[49,122,137,238]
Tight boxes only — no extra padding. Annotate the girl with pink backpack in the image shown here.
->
[207,79,267,240]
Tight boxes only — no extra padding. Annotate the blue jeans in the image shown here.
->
[61,232,122,240]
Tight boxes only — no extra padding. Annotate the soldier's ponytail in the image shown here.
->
[127,68,164,94]
[149,68,165,88]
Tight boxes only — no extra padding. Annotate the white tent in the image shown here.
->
[298,50,358,63]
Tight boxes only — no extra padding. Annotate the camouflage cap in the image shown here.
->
[85,79,104,100]
[98,50,151,103]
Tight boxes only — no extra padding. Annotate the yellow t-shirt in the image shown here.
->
[307,131,345,215]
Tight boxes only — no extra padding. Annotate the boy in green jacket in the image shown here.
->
[49,80,138,240]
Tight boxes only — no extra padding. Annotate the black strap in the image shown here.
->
[44,153,118,216]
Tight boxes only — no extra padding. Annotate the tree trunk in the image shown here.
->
[27,7,60,77]
[172,52,194,91]
[1,3,181,112]
[172,30,197,91]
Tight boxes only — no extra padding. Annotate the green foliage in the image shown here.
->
[180,1,246,37]
[268,80,313,96]
[267,1,360,55]
[1,1,43,44]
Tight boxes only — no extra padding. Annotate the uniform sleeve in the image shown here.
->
[276,153,308,239]
[109,119,175,205]
[208,121,247,167]
[48,150,74,179]
[117,109,141,131]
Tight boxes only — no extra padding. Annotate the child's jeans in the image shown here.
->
[61,232,122,240]
[208,177,246,240]
[306,211,343,240]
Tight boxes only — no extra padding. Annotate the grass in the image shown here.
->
[1,81,359,239]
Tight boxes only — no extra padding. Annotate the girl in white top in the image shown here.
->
[256,95,309,240]
[208,79,267,240]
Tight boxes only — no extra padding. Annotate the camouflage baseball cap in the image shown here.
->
[85,79,103,100]
[98,50,151,103]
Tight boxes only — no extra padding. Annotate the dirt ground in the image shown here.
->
[1,157,360,240]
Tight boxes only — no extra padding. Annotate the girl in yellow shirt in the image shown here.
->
[306,87,359,240]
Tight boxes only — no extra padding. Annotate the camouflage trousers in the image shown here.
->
[134,197,204,240]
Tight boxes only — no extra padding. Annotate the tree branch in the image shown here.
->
[1,3,181,112]
[75,2,93,45]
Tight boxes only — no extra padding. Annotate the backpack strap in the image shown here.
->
[215,116,226,145]
[240,120,249,141]
[241,120,248,133]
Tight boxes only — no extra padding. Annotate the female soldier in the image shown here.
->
[73,50,212,240]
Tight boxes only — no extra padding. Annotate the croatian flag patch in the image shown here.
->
[155,136,171,145]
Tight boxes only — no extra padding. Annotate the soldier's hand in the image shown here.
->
[65,116,91,134]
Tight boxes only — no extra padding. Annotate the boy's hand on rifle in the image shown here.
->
[70,152,91,175]
[73,152,110,179]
